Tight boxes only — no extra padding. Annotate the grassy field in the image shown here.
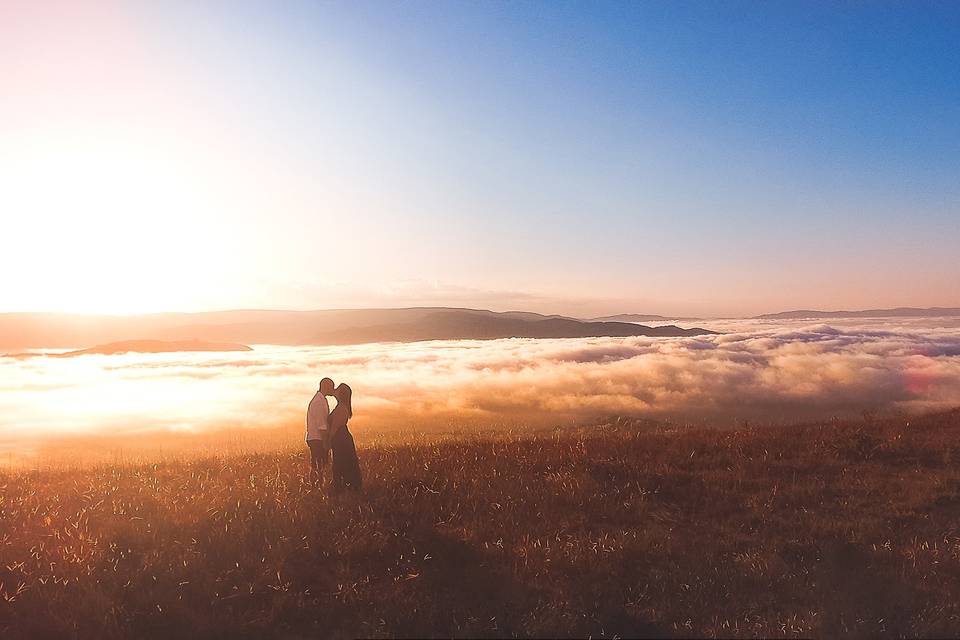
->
[3,410,960,638]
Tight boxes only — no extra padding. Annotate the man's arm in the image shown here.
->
[306,398,314,439]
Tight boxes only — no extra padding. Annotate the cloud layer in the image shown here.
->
[2,318,960,452]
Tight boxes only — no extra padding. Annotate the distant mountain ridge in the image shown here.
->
[756,307,960,320]
[0,308,715,351]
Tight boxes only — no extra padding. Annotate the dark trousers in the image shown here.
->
[307,440,328,483]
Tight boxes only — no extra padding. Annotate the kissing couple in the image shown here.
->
[305,377,362,492]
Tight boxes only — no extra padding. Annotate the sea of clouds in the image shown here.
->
[2,317,960,453]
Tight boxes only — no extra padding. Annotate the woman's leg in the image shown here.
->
[330,430,347,492]
[342,428,362,490]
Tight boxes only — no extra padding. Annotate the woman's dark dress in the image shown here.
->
[330,414,362,491]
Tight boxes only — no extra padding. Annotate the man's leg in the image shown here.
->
[308,442,323,485]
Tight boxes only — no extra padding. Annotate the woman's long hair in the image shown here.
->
[335,383,353,419]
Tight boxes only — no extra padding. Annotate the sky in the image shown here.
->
[2,0,958,317]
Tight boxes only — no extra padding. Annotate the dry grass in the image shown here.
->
[3,410,960,638]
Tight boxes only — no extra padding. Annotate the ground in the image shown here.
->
[2,410,960,638]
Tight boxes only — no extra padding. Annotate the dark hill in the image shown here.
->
[313,311,714,344]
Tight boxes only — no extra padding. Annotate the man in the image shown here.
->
[306,377,335,484]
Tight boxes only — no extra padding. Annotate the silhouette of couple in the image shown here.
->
[305,378,362,491]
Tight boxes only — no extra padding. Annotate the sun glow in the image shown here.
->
[1,127,239,314]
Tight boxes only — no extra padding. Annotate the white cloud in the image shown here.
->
[2,319,960,454]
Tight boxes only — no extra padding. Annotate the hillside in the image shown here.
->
[3,410,960,638]
[51,339,253,357]
[0,308,715,350]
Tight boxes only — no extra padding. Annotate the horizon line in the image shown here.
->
[2,304,960,321]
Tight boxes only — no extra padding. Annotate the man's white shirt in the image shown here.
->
[306,391,330,441]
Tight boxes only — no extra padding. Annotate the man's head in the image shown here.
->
[319,377,335,396]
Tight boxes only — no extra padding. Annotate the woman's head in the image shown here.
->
[335,383,352,417]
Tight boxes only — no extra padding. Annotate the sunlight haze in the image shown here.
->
[2,1,958,316]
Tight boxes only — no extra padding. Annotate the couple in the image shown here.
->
[305,377,362,491]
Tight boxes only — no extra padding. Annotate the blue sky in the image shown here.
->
[2,1,958,315]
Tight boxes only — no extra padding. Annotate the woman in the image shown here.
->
[328,383,362,492]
